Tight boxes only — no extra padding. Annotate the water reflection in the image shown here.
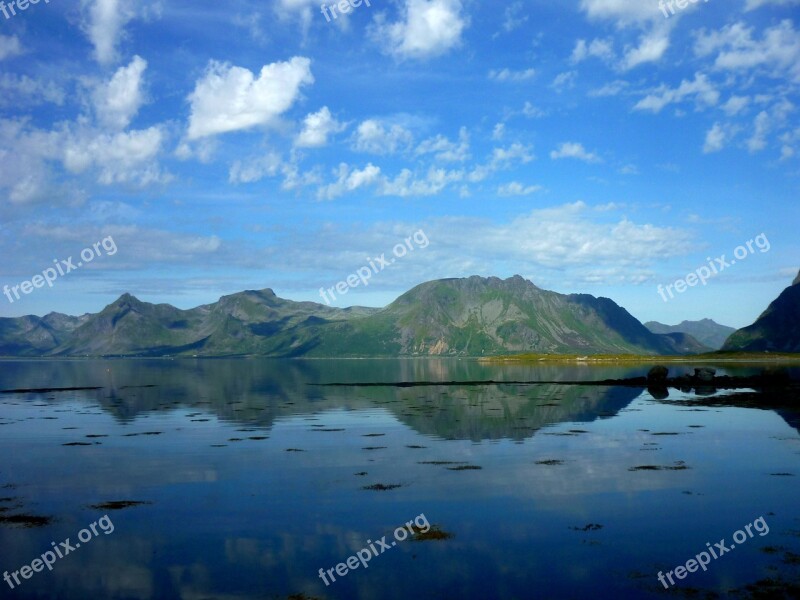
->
[0,359,798,600]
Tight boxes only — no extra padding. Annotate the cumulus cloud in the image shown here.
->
[415,127,470,162]
[550,142,602,163]
[351,119,414,155]
[81,0,136,65]
[295,106,346,148]
[317,162,383,200]
[703,123,729,153]
[63,127,167,185]
[633,73,719,113]
[0,74,65,107]
[489,68,536,82]
[571,38,615,64]
[497,182,543,196]
[93,56,147,130]
[187,57,313,140]
[371,0,467,60]
[620,27,671,70]
[694,20,800,82]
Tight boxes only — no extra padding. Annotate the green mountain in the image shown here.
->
[310,275,705,356]
[644,319,734,350]
[0,275,706,357]
[722,270,800,352]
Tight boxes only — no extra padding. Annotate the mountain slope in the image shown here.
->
[53,289,378,357]
[0,313,87,356]
[722,270,800,352]
[0,276,708,358]
[645,319,733,350]
[309,276,699,356]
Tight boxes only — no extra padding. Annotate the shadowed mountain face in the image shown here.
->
[0,276,702,357]
[723,270,800,352]
[645,319,734,350]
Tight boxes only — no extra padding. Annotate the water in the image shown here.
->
[0,359,798,599]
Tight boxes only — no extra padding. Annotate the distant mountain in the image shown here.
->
[722,270,800,352]
[0,275,707,358]
[0,312,88,356]
[645,319,734,350]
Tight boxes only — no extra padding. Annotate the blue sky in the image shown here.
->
[0,0,798,328]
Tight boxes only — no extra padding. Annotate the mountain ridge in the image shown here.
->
[722,269,800,352]
[0,275,711,358]
[644,319,733,350]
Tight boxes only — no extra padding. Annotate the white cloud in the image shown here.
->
[352,119,414,155]
[0,35,22,61]
[295,106,346,148]
[229,152,321,189]
[81,0,136,65]
[550,70,577,92]
[620,28,671,70]
[371,0,467,60]
[550,142,602,163]
[571,38,615,63]
[500,2,528,33]
[381,167,463,197]
[746,98,793,153]
[497,182,543,196]
[229,152,283,184]
[187,57,313,140]
[703,123,729,153]
[633,73,719,113]
[721,95,750,116]
[588,80,629,97]
[317,163,383,200]
[491,123,505,141]
[93,55,147,130]
[63,127,167,185]
[0,74,65,107]
[489,68,536,82]
[694,20,800,82]
[522,102,546,117]
[415,127,470,162]
[579,0,657,26]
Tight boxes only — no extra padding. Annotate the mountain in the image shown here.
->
[0,312,88,356]
[722,270,800,352]
[644,319,734,350]
[309,276,705,356]
[0,275,707,358]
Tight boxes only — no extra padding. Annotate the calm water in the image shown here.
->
[0,359,799,600]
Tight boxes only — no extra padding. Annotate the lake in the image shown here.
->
[1,359,799,599]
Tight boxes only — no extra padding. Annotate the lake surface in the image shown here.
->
[1,359,799,599]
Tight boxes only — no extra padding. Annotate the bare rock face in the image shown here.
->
[647,365,669,384]
[794,269,800,287]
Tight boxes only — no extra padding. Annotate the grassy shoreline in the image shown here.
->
[479,352,800,364]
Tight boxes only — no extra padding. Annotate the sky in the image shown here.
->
[0,0,798,329]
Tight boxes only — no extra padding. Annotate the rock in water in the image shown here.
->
[647,365,669,384]
[694,367,716,382]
